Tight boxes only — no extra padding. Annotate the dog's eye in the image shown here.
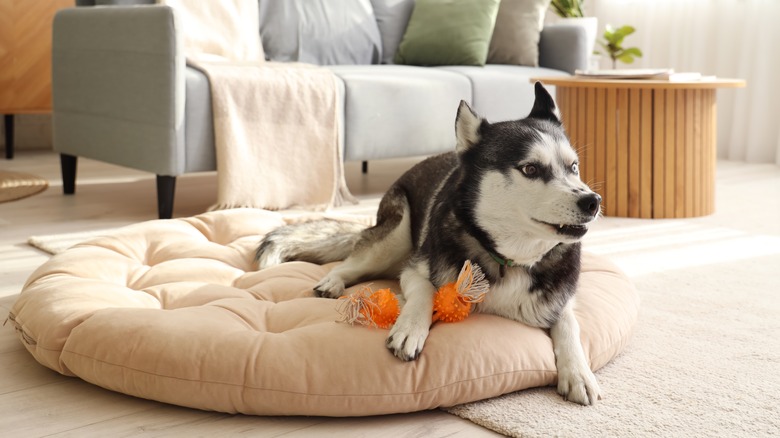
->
[571,162,579,174]
[520,164,538,177]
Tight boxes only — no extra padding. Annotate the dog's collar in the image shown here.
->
[489,251,516,267]
[488,251,517,277]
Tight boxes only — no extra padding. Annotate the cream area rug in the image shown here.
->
[446,218,780,437]
[0,171,48,203]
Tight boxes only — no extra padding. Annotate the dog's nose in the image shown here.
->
[577,193,602,216]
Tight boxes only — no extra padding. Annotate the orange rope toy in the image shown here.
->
[338,260,490,329]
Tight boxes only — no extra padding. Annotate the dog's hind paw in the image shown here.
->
[557,366,601,406]
[314,274,345,299]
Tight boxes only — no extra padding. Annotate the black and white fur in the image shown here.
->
[256,83,603,405]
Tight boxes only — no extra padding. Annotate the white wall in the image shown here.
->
[588,0,780,164]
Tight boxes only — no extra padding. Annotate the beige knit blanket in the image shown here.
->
[160,0,355,210]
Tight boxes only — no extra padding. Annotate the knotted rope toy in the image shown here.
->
[337,260,490,329]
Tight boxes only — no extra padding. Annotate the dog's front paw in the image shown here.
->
[386,315,430,361]
[313,274,345,299]
[557,365,601,406]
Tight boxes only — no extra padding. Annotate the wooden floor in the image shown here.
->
[0,151,500,437]
[3,151,779,437]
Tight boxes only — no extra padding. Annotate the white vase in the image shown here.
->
[557,17,598,60]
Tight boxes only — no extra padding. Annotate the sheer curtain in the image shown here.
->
[589,0,780,165]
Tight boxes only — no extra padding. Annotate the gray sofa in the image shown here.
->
[54,0,587,218]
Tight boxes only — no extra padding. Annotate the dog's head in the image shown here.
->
[455,83,600,258]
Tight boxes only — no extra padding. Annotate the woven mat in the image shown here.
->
[0,171,48,203]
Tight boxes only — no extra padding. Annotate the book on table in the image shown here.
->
[574,69,713,81]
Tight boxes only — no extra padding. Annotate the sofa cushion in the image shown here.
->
[438,65,569,123]
[258,0,382,65]
[394,0,500,66]
[183,67,216,172]
[327,65,471,161]
[488,0,551,67]
[10,209,640,416]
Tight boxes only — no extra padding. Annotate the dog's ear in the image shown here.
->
[528,82,561,124]
[455,100,484,153]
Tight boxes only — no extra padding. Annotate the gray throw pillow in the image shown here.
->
[258,0,382,65]
[370,0,416,64]
[488,0,551,67]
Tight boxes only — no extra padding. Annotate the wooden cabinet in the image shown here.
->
[0,0,74,112]
[0,0,74,158]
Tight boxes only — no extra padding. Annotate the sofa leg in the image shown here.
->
[156,175,176,219]
[362,161,368,174]
[60,154,77,195]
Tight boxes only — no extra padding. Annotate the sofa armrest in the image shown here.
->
[52,5,187,175]
[538,24,589,75]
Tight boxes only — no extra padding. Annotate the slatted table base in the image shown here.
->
[557,86,717,218]
[533,77,745,219]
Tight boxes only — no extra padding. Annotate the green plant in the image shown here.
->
[550,0,585,18]
[597,25,643,69]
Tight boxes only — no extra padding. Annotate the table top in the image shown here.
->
[531,76,746,90]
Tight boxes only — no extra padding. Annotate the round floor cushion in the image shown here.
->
[10,209,639,416]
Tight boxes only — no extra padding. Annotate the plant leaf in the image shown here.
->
[622,47,643,57]
[611,33,626,46]
[599,21,643,64]
[616,25,636,37]
[551,3,567,17]
[551,0,583,17]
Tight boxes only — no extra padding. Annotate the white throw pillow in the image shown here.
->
[258,0,383,65]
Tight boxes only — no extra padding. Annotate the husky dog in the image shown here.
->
[256,83,602,405]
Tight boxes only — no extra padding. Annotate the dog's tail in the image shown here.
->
[255,219,367,269]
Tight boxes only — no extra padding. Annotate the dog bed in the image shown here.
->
[9,209,639,416]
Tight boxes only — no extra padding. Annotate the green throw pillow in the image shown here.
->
[394,0,501,66]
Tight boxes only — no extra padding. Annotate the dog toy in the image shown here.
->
[338,287,401,329]
[337,260,489,329]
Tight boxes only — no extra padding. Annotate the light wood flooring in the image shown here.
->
[3,151,779,437]
[0,151,500,437]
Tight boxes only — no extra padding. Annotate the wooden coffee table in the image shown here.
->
[531,77,745,218]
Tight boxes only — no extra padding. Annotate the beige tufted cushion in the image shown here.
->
[10,209,639,416]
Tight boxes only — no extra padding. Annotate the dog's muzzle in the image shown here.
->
[533,193,601,239]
